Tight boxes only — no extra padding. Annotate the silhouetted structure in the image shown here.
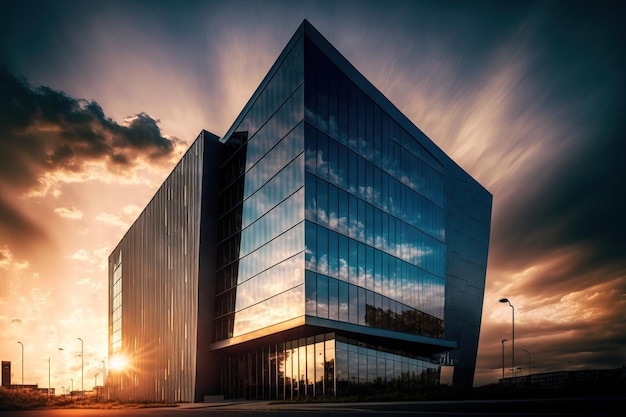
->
[1,361,10,387]
[502,367,626,389]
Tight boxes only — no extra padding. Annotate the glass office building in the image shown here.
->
[108,20,491,402]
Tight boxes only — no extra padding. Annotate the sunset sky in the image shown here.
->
[1,0,624,391]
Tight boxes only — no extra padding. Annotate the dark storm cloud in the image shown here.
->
[492,100,626,269]
[0,63,185,242]
[472,2,626,381]
[502,124,625,252]
[0,64,184,182]
[488,0,626,282]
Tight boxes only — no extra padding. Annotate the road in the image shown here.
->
[2,397,624,417]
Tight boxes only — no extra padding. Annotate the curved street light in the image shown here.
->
[499,298,515,377]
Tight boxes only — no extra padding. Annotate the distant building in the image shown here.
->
[107,20,492,402]
[1,362,42,392]
[2,361,10,387]
[502,367,626,388]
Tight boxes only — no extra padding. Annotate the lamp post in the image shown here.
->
[77,338,83,399]
[70,378,73,396]
[56,347,64,394]
[501,339,507,382]
[46,357,50,397]
[17,341,24,389]
[499,298,515,377]
[523,349,531,377]
[101,360,106,401]
[95,373,99,402]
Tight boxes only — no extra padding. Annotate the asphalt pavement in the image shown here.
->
[175,396,625,415]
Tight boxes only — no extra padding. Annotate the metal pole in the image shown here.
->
[17,341,24,389]
[101,360,106,401]
[499,298,515,378]
[523,349,531,377]
[47,357,50,397]
[501,339,507,382]
[512,305,515,377]
[77,338,83,399]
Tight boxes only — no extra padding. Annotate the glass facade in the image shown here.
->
[111,253,122,354]
[221,333,439,400]
[214,34,305,341]
[108,20,491,403]
[302,40,447,330]
[212,26,468,398]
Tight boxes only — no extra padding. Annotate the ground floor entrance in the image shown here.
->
[219,332,441,400]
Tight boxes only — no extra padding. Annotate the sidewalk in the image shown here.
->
[175,400,375,411]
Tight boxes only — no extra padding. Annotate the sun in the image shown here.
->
[109,353,129,371]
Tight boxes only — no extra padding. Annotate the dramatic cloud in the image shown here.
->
[0,64,186,244]
[0,64,185,189]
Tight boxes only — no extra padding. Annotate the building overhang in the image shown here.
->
[209,315,457,357]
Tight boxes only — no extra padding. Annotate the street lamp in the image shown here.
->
[101,360,106,401]
[46,357,50,397]
[501,339,507,382]
[95,373,99,402]
[17,341,24,388]
[56,347,64,394]
[77,338,83,399]
[499,298,515,377]
[70,378,73,396]
[523,349,531,377]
